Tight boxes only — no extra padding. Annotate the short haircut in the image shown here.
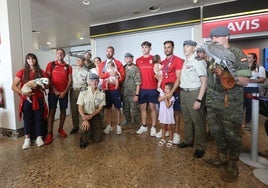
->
[107,46,114,52]
[165,82,174,90]
[56,48,65,54]
[164,40,174,47]
[141,41,152,47]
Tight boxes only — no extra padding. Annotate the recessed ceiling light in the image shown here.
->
[79,37,84,40]
[149,5,160,12]
[46,42,51,45]
[82,0,90,5]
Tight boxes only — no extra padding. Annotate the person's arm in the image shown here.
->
[59,67,73,98]
[164,97,173,108]
[133,84,140,102]
[168,69,181,97]
[193,76,207,110]
[12,76,35,97]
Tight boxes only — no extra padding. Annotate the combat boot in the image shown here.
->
[221,160,239,182]
[203,153,228,167]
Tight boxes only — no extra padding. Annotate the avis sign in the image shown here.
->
[202,13,268,38]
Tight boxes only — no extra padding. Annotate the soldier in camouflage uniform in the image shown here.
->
[204,26,249,182]
[122,53,141,126]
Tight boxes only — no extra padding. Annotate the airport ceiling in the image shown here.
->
[30,0,237,50]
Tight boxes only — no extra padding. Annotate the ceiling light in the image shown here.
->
[82,0,90,5]
[46,42,51,45]
[193,0,199,4]
[79,37,84,40]
[149,5,160,12]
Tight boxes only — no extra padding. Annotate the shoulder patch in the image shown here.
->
[241,58,247,62]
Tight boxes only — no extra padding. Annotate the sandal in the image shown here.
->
[166,140,173,148]
[158,139,166,146]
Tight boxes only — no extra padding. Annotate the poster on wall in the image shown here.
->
[242,48,260,63]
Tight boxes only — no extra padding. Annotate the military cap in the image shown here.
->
[124,52,134,58]
[196,48,205,53]
[183,40,197,46]
[77,55,85,60]
[210,26,230,37]
[89,73,99,80]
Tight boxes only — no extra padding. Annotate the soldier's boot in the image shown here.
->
[221,160,239,182]
[203,153,228,168]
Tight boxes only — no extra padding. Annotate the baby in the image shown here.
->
[105,61,121,90]
[152,54,163,90]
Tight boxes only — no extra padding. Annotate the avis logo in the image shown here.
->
[228,19,260,31]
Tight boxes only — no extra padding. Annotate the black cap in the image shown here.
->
[196,48,205,53]
[89,73,99,80]
[183,40,197,46]
[210,26,230,37]
[124,52,134,58]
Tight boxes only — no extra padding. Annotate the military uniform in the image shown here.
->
[122,62,141,125]
[70,65,89,133]
[76,81,106,145]
[206,46,247,160]
[204,26,250,182]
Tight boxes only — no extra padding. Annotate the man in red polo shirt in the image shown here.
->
[99,46,125,135]
[136,41,158,136]
[45,48,72,145]
[157,40,184,145]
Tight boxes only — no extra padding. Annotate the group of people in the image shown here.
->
[12,26,267,182]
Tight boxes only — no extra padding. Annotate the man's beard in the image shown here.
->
[106,54,112,59]
[165,52,172,56]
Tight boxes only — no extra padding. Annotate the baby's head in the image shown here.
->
[152,54,161,64]
[107,61,115,69]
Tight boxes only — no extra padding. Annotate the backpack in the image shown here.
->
[50,61,69,75]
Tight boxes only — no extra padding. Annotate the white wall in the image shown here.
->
[0,0,32,131]
[92,26,195,64]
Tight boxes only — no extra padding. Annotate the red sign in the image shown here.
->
[202,13,268,38]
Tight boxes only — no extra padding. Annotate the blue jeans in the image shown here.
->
[23,99,44,137]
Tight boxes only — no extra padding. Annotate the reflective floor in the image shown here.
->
[0,113,268,188]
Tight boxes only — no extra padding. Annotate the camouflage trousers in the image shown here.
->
[122,95,141,125]
[206,103,243,161]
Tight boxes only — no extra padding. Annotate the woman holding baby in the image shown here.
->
[12,53,49,150]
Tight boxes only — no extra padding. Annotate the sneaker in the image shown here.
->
[116,125,122,135]
[22,138,31,150]
[58,128,67,138]
[136,125,148,135]
[104,125,113,134]
[155,130,169,138]
[44,133,53,145]
[36,136,45,147]
[172,133,180,144]
[150,126,156,137]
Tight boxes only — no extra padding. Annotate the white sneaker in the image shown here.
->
[22,138,31,150]
[172,133,180,144]
[136,125,148,135]
[116,125,122,135]
[104,125,113,134]
[150,126,156,137]
[155,130,169,138]
[36,136,45,147]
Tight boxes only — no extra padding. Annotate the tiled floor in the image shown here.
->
[0,113,268,188]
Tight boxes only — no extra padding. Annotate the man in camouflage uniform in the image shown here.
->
[84,50,95,71]
[204,26,249,182]
[122,53,141,126]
